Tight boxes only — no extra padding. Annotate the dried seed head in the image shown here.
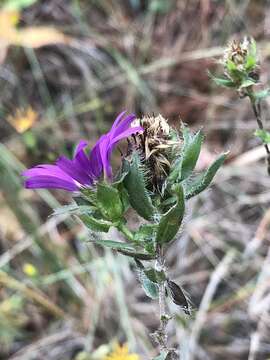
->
[134,114,179,192]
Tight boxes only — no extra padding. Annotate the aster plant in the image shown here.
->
[22,112,226,359]
[211,37,270,174]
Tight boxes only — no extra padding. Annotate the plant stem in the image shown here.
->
[248,91,270,174]
[155,245,170,351]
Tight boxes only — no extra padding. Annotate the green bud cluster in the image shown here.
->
[212,37,270,172]
[211,37,261,92]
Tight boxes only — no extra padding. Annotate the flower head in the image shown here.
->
[22,111,142,192]
[222,37,259,81]
[7,106,38,133]
[135,114,178,191]
[104,344,139,360]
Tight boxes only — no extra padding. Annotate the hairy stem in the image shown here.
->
[155,245,170,351]
[248,91,270,174]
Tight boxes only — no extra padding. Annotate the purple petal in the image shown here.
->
[109,111,126,135]
[74,142,94,179]
[25,176,77,191]
[110,126,143,147]
[56,156,91,185]
[110,114,136,140]
[22,164,74,182]
[74,140,88,157]
[89,135,106,178]
[98,135,112,179]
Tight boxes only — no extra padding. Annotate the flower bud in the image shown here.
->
[222,37,259,83]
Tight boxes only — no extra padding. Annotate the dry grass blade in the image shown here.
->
[188,250,236,359]
[0,271,66,318]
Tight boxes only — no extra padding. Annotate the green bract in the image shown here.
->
[156,183,185,245]
[97,182,123,221]
[123,153,155,220]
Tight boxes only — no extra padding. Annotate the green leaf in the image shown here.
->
[168,127,203,183]
[226,59,237,72]
[212,76,236,88]
[240,78,256,88]
[144,268,166,283]
[79,188,97,205]
[156,183,185,245]
[181,129,203,180]
[124,153,155,220]
[97,182,123,221]
[245,54,256,72]
[185,153,227,199]
[134,224,157,242]
[92,239,135,251]
[255,129,270,144]
[139,272,159,299]
[245,38,257,71]
[79,214,112,233]
[225,60,245,81]
[52,204,94,217]
[117,249,155,260]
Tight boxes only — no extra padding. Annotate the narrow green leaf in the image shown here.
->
[156,184,185,245]
[97,182,123,221]
[245,38,257,72]
[117,249,155,260]
[169,128,203,183]
[245,54,256,72]
[185,153,227,199]
[181,129,203,180]
[212,77,236,88]
[240,78,256,88]
[92,239,135,251]
[79,214,112,233]
[124,153,155,220]
[52,204,94,216]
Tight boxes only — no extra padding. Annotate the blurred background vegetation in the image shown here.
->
[1,0,270,359]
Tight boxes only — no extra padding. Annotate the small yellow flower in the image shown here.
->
[104,344,139,360]
[7,106,38,133]
[23,263,38,277]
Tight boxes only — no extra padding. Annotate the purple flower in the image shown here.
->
[22,111,142,192]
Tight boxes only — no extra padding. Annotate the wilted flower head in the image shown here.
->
[135,114,179,191]
[22,111,143,191]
